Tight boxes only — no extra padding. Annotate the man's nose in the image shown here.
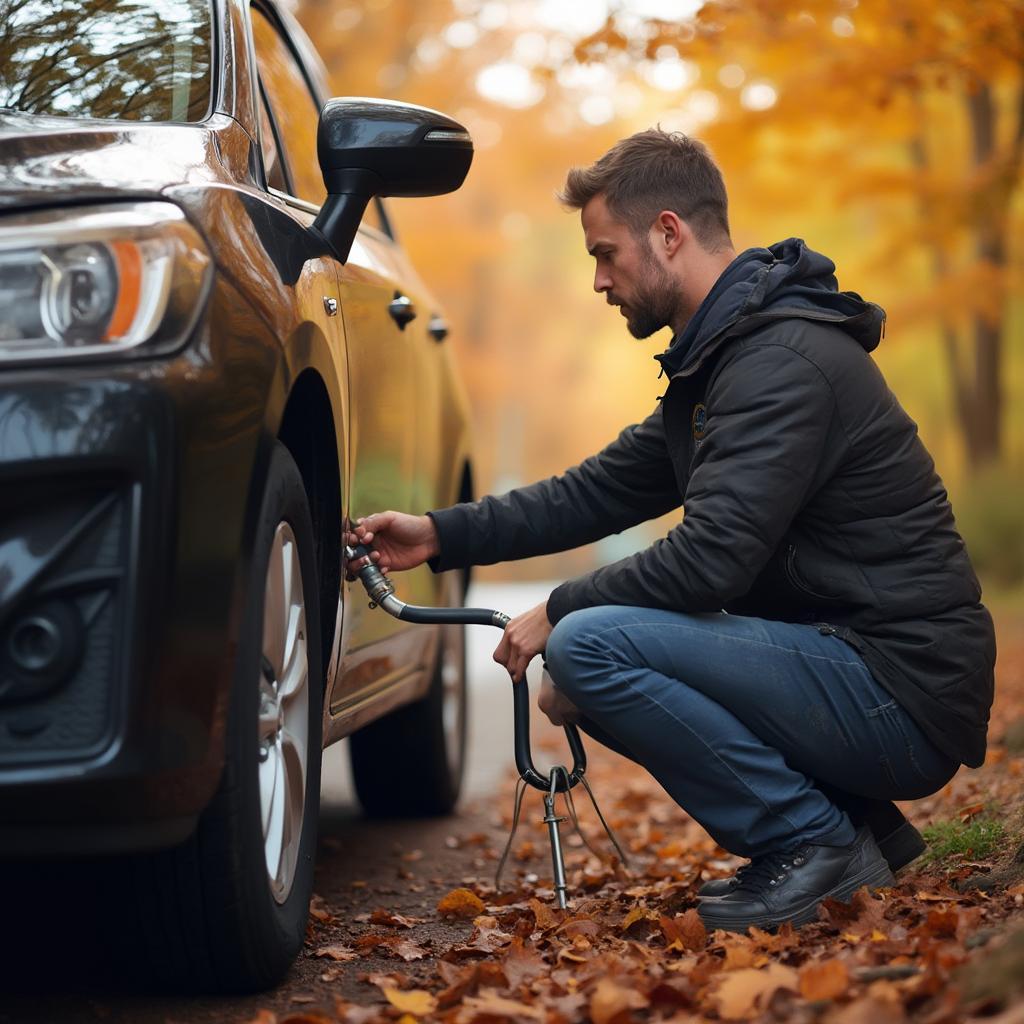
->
[593,268,611,294]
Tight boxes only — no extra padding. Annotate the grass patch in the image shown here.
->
[921,816,1006,865]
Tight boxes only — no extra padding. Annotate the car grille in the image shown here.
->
[0,482,131,766]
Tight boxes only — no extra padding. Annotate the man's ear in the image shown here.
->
[654,210,687,258]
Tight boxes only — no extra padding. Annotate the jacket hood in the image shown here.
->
[655,238,886,378]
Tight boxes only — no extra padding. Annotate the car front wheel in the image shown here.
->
[128,441,323,992]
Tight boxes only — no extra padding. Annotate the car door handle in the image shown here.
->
[427,314,449,342]
[388,292,417,330]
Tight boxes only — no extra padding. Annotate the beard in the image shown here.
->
[621,242,680,339]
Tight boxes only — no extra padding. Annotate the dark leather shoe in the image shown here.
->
[697,826,894,932]
[699,803,925,897]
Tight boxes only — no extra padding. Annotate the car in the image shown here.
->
[0,0,476,992]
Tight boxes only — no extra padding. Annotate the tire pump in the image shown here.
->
[345,544,629,909]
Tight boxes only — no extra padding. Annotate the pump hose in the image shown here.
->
[344,544,586,792]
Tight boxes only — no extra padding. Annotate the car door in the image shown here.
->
[249,6,430,711]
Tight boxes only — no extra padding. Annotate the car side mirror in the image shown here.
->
[311,97,473,263]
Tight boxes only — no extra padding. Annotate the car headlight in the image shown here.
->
[0,202,212,364]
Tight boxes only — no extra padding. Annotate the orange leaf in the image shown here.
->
[437,887,485,918]
[382,987,437,1016]
[799,958,850,1001]
[716,963,799,1020]
[589,977,649,1024]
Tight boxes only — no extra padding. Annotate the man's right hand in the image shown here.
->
[346,511,440,578]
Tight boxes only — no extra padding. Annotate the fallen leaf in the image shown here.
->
[528,897,560,929]
[438,888,486,918]
[621,904,659,930]
[382,987,437,1016]
[589,977,648,1024]
[369,909,420,929]
[659,911,705,952]
[314,944,358,962]
[457,989,545,1022]
[307,895,332,923]
[386,938,430,962]
[721,939,760,970]
[715,963,799,1020]
[500,938,547,989]
[799,958,849,1001]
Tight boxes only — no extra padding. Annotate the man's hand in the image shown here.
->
[538,670,580,727]
[492,600,553,684]
[346,511,440,578]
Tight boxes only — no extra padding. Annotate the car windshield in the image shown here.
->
[0,0,212,123]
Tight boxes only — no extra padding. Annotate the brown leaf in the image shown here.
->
[382,987,437,1016]
[438,888,486,918]
[528,897,560,929]
[369,908,420,929]
[621,904,659,931]
[589,977,648,1024]
[314,944,358,962]
[659,911,705,952]
[715,963,799,1020]
[307,895,333,923]
[385,937,430,962]
[500,938,547,990]
[799,958,850,1001]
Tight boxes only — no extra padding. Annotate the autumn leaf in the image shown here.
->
[314,944,358,962]
[457,990,545,1022]
[500,938,547,990]
[659,910,706,952]
[589,977,648,1024]
[528,897,561,930]
[715,963,799,1020]
[382,987,438,1016]
[438,888,486,919]
[369,908,420,929]
[799,958,850,1001]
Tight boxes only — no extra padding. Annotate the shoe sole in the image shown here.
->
[698,858,896,933]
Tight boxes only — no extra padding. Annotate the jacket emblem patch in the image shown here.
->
[692,403,707,444]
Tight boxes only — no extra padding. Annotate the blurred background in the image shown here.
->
[294,0,1024,595]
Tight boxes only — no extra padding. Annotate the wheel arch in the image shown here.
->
[276,368,341,678]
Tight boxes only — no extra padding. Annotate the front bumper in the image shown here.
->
[0,304,269,854]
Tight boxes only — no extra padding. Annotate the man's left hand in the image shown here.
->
[492,600,553,683]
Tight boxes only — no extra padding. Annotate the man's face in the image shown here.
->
[582,194,680,339]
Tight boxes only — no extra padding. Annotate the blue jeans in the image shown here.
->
[544,606,959,858]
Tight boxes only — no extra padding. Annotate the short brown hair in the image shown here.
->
[559,128,731,251]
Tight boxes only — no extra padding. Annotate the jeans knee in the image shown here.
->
[545,608,608,701]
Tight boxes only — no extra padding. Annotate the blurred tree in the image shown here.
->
[573,0,1024,468]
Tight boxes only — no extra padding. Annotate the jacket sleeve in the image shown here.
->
[426,406,681,572]
[546,344,842,624]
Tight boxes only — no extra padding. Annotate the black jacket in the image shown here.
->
[428,239,996,767]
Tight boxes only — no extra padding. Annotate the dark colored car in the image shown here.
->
[0,0,476,991]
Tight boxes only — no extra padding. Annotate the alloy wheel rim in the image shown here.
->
[258,521,309,905]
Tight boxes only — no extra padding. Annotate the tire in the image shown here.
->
[125,442,323,992]
[350,569,467,817]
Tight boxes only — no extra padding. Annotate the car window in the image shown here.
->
[249,6,325,207]
[0,0,212,122]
